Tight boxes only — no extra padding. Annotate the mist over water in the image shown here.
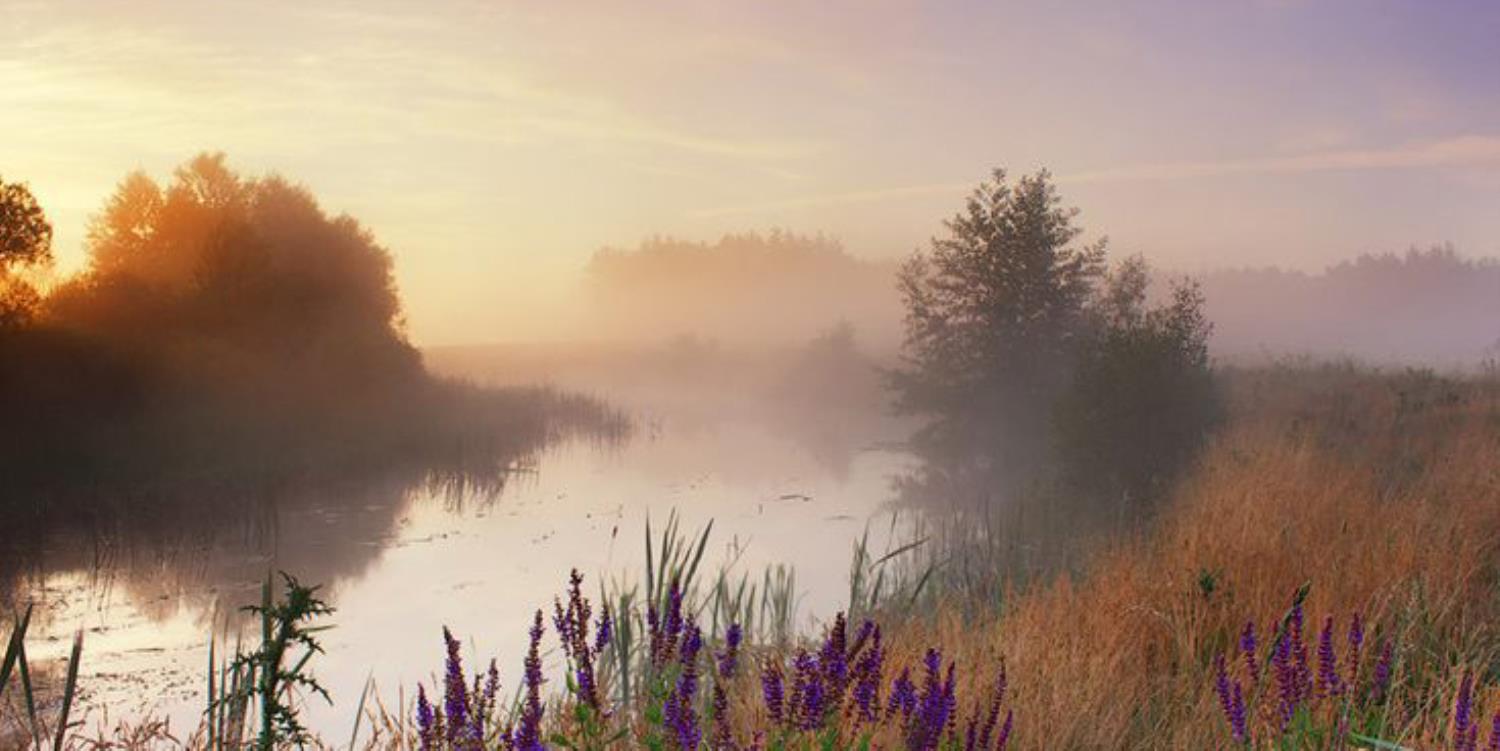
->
[9,336,915,737]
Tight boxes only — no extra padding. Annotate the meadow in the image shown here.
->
[4,362,1498,750]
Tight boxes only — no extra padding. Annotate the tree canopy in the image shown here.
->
[0,178,54,327]
[47,153,417,388]
[893,168,1218,519]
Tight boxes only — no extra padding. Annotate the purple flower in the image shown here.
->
[1317,616,1343,697]
[762,660,785,724]
[441,627,476,747]
[1456,672,1478,751]
[1239,621,1259,687]
[1272,627,1299,728]
[819,613,850,703]
[718,623,743,680]
[1214,653,1242,741]
[1289,602,1311,703]
[513,611,547,751]
[416,684,439,751]
[888,667,917,722]
[976,664,1007,750]
[474,659,499,742]
[791,650,825,730]
[664,620,704,750]
[850,626,884,724]
[1487,711,1500,751]
[906,649,957,751]
[995,710,1012,751]
[1371,638,1394,703]
[1347,614,1364,690]
[595,605,614,654]
[711,682,732,751]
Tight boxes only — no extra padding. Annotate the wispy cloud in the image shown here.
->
[693,135,1500,218]
[1066,135,1500,183]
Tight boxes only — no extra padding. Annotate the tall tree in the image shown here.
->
[891,169,1106,492]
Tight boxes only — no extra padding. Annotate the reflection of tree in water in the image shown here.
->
[1,405,625,627]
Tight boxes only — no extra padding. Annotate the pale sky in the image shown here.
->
[3,0,1498,344]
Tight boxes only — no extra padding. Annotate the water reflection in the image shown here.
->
[9,401,912,738]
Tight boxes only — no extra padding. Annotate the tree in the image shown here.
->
[0,178,53,327]
[1053,256,1219,522]
[49,152,418,385]
[891,169,1106,492]
[893,169,1220,527]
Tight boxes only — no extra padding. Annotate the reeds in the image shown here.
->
[1,604,84,750]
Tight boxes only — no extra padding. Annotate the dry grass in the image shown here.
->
[874,364,1500,748]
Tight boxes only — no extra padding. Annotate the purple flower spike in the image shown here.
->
[850,626,884,724]
[995,710,1013,751]
[1239,621,1259,687]
[888,667,916,721]
[416,684,438,751]
[441,627,472,746]
[1347,614,1364,690]
[1214,654,1236,734]
[1372,638,1394,703]
[595,605,613,654]
[1317,616,1342,697]
[1487,710,1500,751]
[664,620,704,750]
[1456,672,1478,751]
[762,659,785,724]
[719,623,744,680]
[514,611,547,751]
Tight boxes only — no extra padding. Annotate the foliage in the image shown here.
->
[891,168,1106,493]
[0,178,53,328]
[1052,255,1220,521]
[892,168,1221,557]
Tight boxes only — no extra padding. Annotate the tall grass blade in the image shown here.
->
[51,630,83,751]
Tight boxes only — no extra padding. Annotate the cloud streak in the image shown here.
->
[693,135,1500,218]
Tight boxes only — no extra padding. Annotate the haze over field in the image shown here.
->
[5,0,1499,345]
[5,4,1500,750]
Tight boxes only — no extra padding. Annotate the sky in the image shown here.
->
[3,0,1498,345]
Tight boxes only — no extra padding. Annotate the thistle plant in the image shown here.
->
[213,572,334,751]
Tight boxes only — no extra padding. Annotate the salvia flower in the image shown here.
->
[441,627,473,746]
[513,611,547,751]
[1317,615,1343,697]
[718,623,743,680]
[664,619,704,751]
[1456,672,1478,751]
[416,684,439,751]
[888,667,917,722]
[762,659,786,725]
[849,626,885,724]
[1239,621,1259,687]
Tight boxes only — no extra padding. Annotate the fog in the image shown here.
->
[467,230,1500,371]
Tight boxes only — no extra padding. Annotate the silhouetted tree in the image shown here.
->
[1053,256,1218,520]
[48,152,418,392]
[891,169,1106,493]
[0,177,53,327]
[893,170,1220,526]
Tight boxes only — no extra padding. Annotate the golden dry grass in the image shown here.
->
[874,365,1500,749]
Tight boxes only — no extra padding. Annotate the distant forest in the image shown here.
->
[583,231,902,350]
[582,235,1500,366]
[1201,246,1500,365]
